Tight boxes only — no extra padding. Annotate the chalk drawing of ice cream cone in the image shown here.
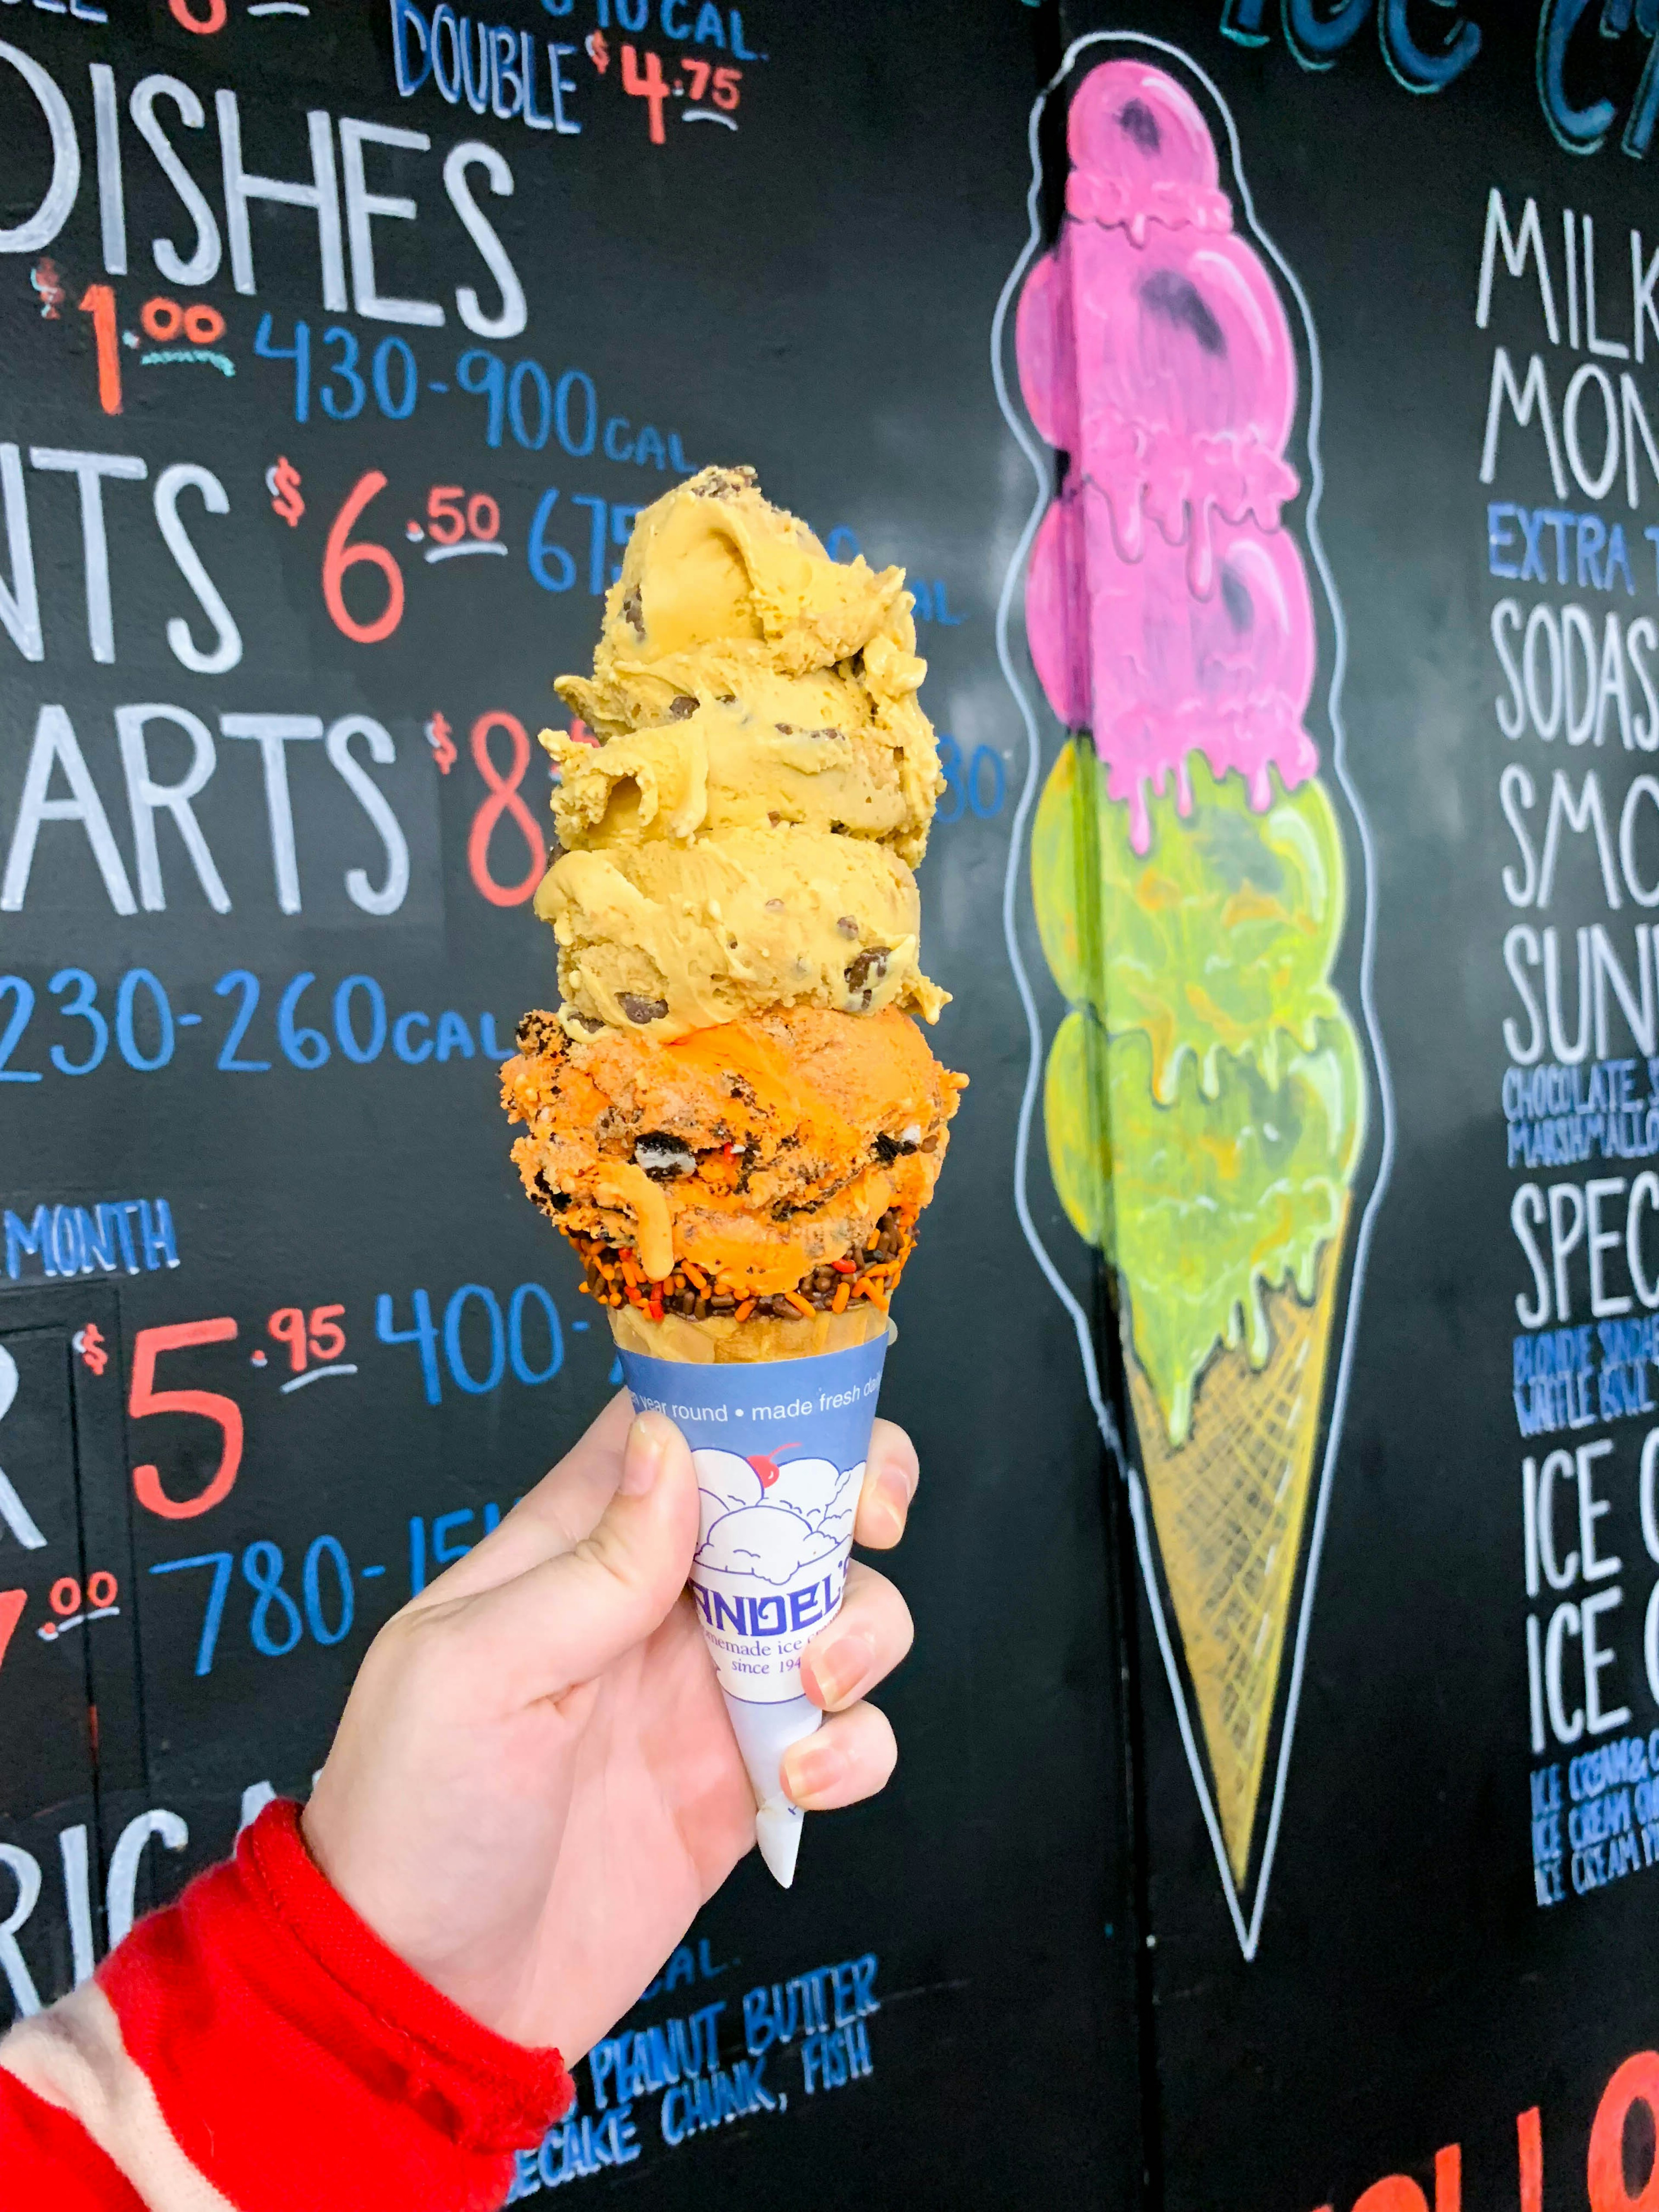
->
[1006,48,1389,1940]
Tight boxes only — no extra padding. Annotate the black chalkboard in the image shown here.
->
[1014,4,1659,2209]
[0,4,1142,2209]
[26,7,1656,2210]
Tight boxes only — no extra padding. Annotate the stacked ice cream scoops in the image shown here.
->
[502,464,965,1362]
[1017,63,1367,1883]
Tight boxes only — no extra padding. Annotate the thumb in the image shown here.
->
[461,1411,700,1703]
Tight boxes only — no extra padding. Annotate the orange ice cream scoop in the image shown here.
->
[503,1004,966,1297]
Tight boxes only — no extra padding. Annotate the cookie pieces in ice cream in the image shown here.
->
[570,461,894,681]
[545,699,923,851]
[551,464,943,866]
[503,1002,964,1298]
[537,467,950,1043]
[537,826,944,1041]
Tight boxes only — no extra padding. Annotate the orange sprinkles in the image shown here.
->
[555,1207,919,1328]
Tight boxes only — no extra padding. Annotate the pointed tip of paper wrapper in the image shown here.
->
[725,1691,819,1889]
[756,1802,804,1887]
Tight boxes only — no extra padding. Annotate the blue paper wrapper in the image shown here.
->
[617,1331,889,1884]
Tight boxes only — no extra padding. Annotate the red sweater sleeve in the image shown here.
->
[0,1799,572,2212]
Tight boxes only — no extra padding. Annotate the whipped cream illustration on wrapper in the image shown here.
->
[695,1450,860,1583]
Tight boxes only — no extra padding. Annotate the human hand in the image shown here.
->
[302,1391,918,2060]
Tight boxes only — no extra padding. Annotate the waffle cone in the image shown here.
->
[608,1300,889,1365]
[1126,1203,1348,1885]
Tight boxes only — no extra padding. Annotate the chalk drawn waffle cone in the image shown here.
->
[610,1310,889,1890]
[1125,1202,1348,1884]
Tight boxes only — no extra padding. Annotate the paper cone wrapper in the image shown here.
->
[613,1309,889,1888]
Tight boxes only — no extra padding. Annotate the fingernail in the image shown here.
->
[621,1411,674,1497]
[807,1634,872,1710]
[783,1738,844,1808]
[877,1467,912,1538]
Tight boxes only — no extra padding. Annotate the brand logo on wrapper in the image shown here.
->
[619,1336,884,1707]
[690,1448,860,1684]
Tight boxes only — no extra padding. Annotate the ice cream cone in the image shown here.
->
[1017,63,1373,1932]
[611,1313,890,1887]
[505,467,960,1886]
[1125,1203,1348,1885]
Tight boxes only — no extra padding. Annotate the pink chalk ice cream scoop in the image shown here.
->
[1025,493,1091,734]
[1017,226,1300,594]
[1016,57,1300,594]
[1067,225,1300,590]
[1078,491,1318,845]
[1017,246,1079,461]
[1064,59,1233,244]
[1016,58,1322,839]
[1024,487,1317,848]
